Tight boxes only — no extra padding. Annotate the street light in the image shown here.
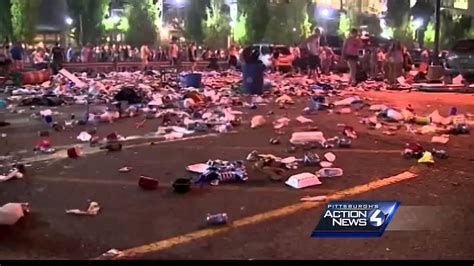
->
[413,18,424,30]
[65,17,73,25]
[321,8,330,18]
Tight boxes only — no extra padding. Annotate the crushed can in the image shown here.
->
[338,137,352,148]
[206,213,228,226]
[303,152,320,166]
[432,148,449,159]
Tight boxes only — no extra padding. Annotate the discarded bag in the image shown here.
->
[0,203,29,225]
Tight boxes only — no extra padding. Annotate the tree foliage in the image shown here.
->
[125,0,158,47]
[0,0,13,42]
[11,0,40,43]
[202,0,230,48]
[264,1,309,45]
[66,0,108,45]
[386,0,410,28]
[233,13,247,44]
[238,0,269,44]
[338,12,351,37]
[184,0,208,43]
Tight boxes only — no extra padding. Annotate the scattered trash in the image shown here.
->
[418,151,435,164]
[316,168,344,178]
[67,146,82,159]
[273,117,291,129]
[343,126,358,139]
[275,95,295,105]
[118,166,133,173]
[66,201,100,216]
[324,152,336,163]
[320,161,333,168]
[195,160,248,186]
[77,132,92,142]
[431,135,450,144]
[0,168,24,183]
[138,176,159,190]
[206,213,229,226]
[285,172,322,189]
[403,143,425,159]
[290,131,325,145]
[296,116,314,124]
[432,148,449,159]
[251,115,266,129]
[0,203,29,225]
[101,249,124,259]
[269,137,280,145]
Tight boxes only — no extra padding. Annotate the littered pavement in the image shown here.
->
[0,90,473,260]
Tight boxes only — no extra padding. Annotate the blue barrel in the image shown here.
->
[242,63,265,95]
[0,99,7,109]
[182,73,202,88]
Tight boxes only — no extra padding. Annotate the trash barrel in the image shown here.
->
[242,63,265,95]
[182,73,202,88]
[22,69,50,85]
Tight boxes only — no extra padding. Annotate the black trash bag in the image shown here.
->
[242,46,261,64]
[114,87,143,104]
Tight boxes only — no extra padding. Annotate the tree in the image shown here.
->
[239,0,269,44]
[233,13,247,44]
[125,0,158,47]
[264,1,309,45]
[393,13,414,48]
[386,0,410,28]
[66,0,109,45]
[0,0,13,42]
[11,0,40,43]
[184,0,208,44]
[202,0,230,48]
[338,12,351,37]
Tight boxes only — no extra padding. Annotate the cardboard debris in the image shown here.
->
[290,131,325,145]
[431,135,450,144]
[251,115,267,129]
[66,201,101,216]
[296,116,314,124]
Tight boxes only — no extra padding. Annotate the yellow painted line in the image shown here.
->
[35,176,336,194]
[97,168,420,260]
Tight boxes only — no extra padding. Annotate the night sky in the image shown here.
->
[37,0,68,31]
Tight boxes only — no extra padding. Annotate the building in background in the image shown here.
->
[442,0,474,16]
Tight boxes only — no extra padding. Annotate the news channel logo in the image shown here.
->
[312,201,400,238]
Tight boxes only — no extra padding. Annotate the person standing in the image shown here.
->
[386,40,404,87]
[140,44,151,70]
[188,42,198,72]
[342,28,361,86]
[228,44,239,70]
[32,47,47,70]
[306,28,322,80]
[10,42,24,71]
[290,43,301,73]
[66,44,74,62]
[320,44,335,75]
[51,42,64,74]
[169,38,179,66]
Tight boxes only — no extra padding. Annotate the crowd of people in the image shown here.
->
[286,28,434,87]
[1,31,436,88]
[0,38,237,75]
